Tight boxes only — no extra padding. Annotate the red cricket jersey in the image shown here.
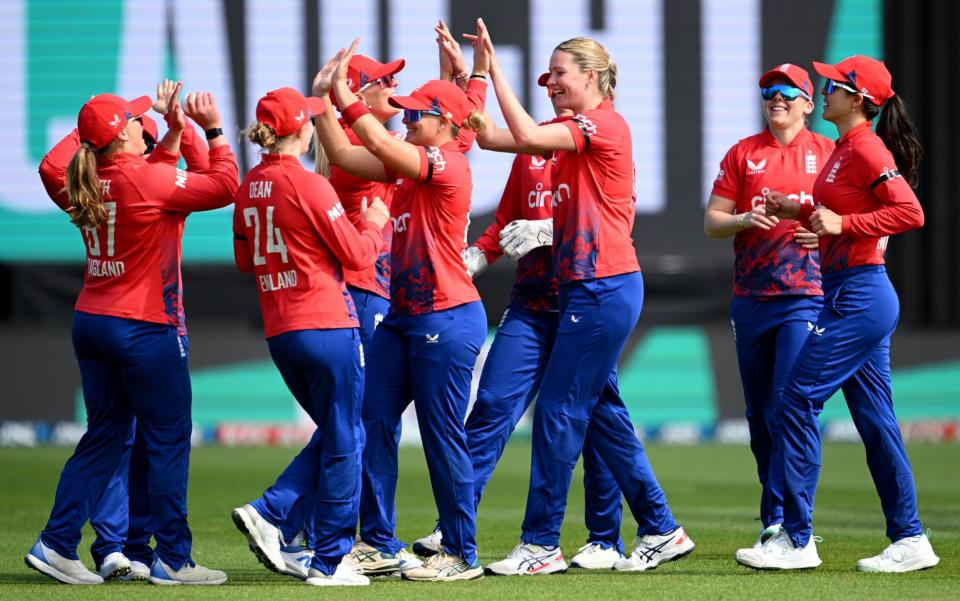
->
[67,147,238,327]
[234,153,382,338]
[802,121,924,273]
[385,141,480,315]
[712,127,833,297]
[329,124,399,299]
[473,153,557,311]
[552,99,640,283]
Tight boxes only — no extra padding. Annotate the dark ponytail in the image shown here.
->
[865,96,923,189]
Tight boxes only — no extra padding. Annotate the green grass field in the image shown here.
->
[1,442,957,600]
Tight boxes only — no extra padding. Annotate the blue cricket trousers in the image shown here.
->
[250,328,365,575]
[359,302,486,564]
[521,272,678,546]
[465,305,624,552]
[88,422,136,566]
[41,312,194,569]
[776,266,923,547]
[730,295,823,528]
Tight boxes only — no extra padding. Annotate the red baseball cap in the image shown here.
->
[78,93,153,149]
[537,72,550,87]
[346,54,405,93]
[256,87,326,137]
[141,114,159,144]
[759,63,813,99]
[388,80,470,127]
[812,55,894,104]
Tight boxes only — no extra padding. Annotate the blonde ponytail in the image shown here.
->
[313,128,331,177]
[67,144,106,229]
[243,121,279,150]
[460,110,487,133]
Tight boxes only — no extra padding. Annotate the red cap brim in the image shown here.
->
[306,96,327,118]
[388,95,431,111]
[128,96,153,118]
[811,61,847,83]
[376,58,405,79]
[537,72,550,87]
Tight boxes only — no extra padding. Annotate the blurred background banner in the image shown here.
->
[1,0,957,440]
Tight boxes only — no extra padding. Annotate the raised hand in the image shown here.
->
[165,82,185,132]
[183,92,222,130]
[334,38,360,87]
[464,18,496,75]
[312,49,344,97]
[153,79,178,115]
[436,19,467,84]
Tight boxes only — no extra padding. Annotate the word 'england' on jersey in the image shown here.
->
[258,269,298,293]
[87,258,125,277]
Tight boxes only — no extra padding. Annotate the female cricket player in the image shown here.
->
[747,55,939,572]
[472,20,694,575]
[413,70,627,571]
[231,86,390,587]
[313,39,488,582]
[36,80,212,582]
[26,88,238,585]
[703,64,833,562]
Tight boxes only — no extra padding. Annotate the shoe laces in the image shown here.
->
[576,542,604,554]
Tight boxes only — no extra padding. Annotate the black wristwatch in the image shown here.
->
[205,127,224,140]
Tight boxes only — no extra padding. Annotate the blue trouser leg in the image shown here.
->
[359,315,411,554]
[582,376,626,554]
[778,266,922,547]
[89,421,135,567]
[521,273,676,546]
[258,329,364,575]
[731,295,823,528]
[409,303,486,564]
[43,314,193,568]
[124,428,153,564]
[466,307,556,508]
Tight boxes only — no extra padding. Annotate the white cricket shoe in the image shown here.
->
[734,523,782,564]
[402,551,484,581]
[231,504,284,573]
[484,542,567,576]
[24,538,103,584]
[398,548,424,573]
[97,551,132,580]
[280,544,314,580]
[305,562,370,586]
[736,530,821,570]
[413,528,443,557]
[120,560,151,581]
[148,558,227,585]
[570,542,623,569]
[614,526,696,571]
[856,533,939,573]
[342,541,400,576]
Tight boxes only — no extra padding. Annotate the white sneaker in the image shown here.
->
[280,544,314,580]
[24,539,103,584]
[402,551,484,581]
[148,558,227,585]
[413,528,443,557]
[570,542,623,569]
[231,504,284,573]
[120,560,151,581]
[305,562,370,586]
[484,542,567,576]
[398,548,424,573]
[736,530,821,570]
[342,541,400,576]
[734,523,782,564]
[856,533,940,573]
[97,551,132,580]
[613,526,696,572]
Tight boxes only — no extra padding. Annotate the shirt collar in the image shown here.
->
[761,126,812,148]
[837,120,874,146]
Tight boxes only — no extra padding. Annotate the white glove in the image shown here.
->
[462,245,488,278]
[499,218,553,259]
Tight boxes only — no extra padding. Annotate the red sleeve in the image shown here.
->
[455,78,488,152]
[710,144,742,201]
[134,145,239,213]
[232,205,254,273]
[296,172,381,271]
[38,129,81,211]
[473,155,524,263]
[180,125,211,172]
[843,147,924,236]
[797,202,815,229]
[414,145,466,187]
[561,109,621,155]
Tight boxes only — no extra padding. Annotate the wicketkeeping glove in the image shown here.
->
[462,245,488,278]
[498,218,553,259]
